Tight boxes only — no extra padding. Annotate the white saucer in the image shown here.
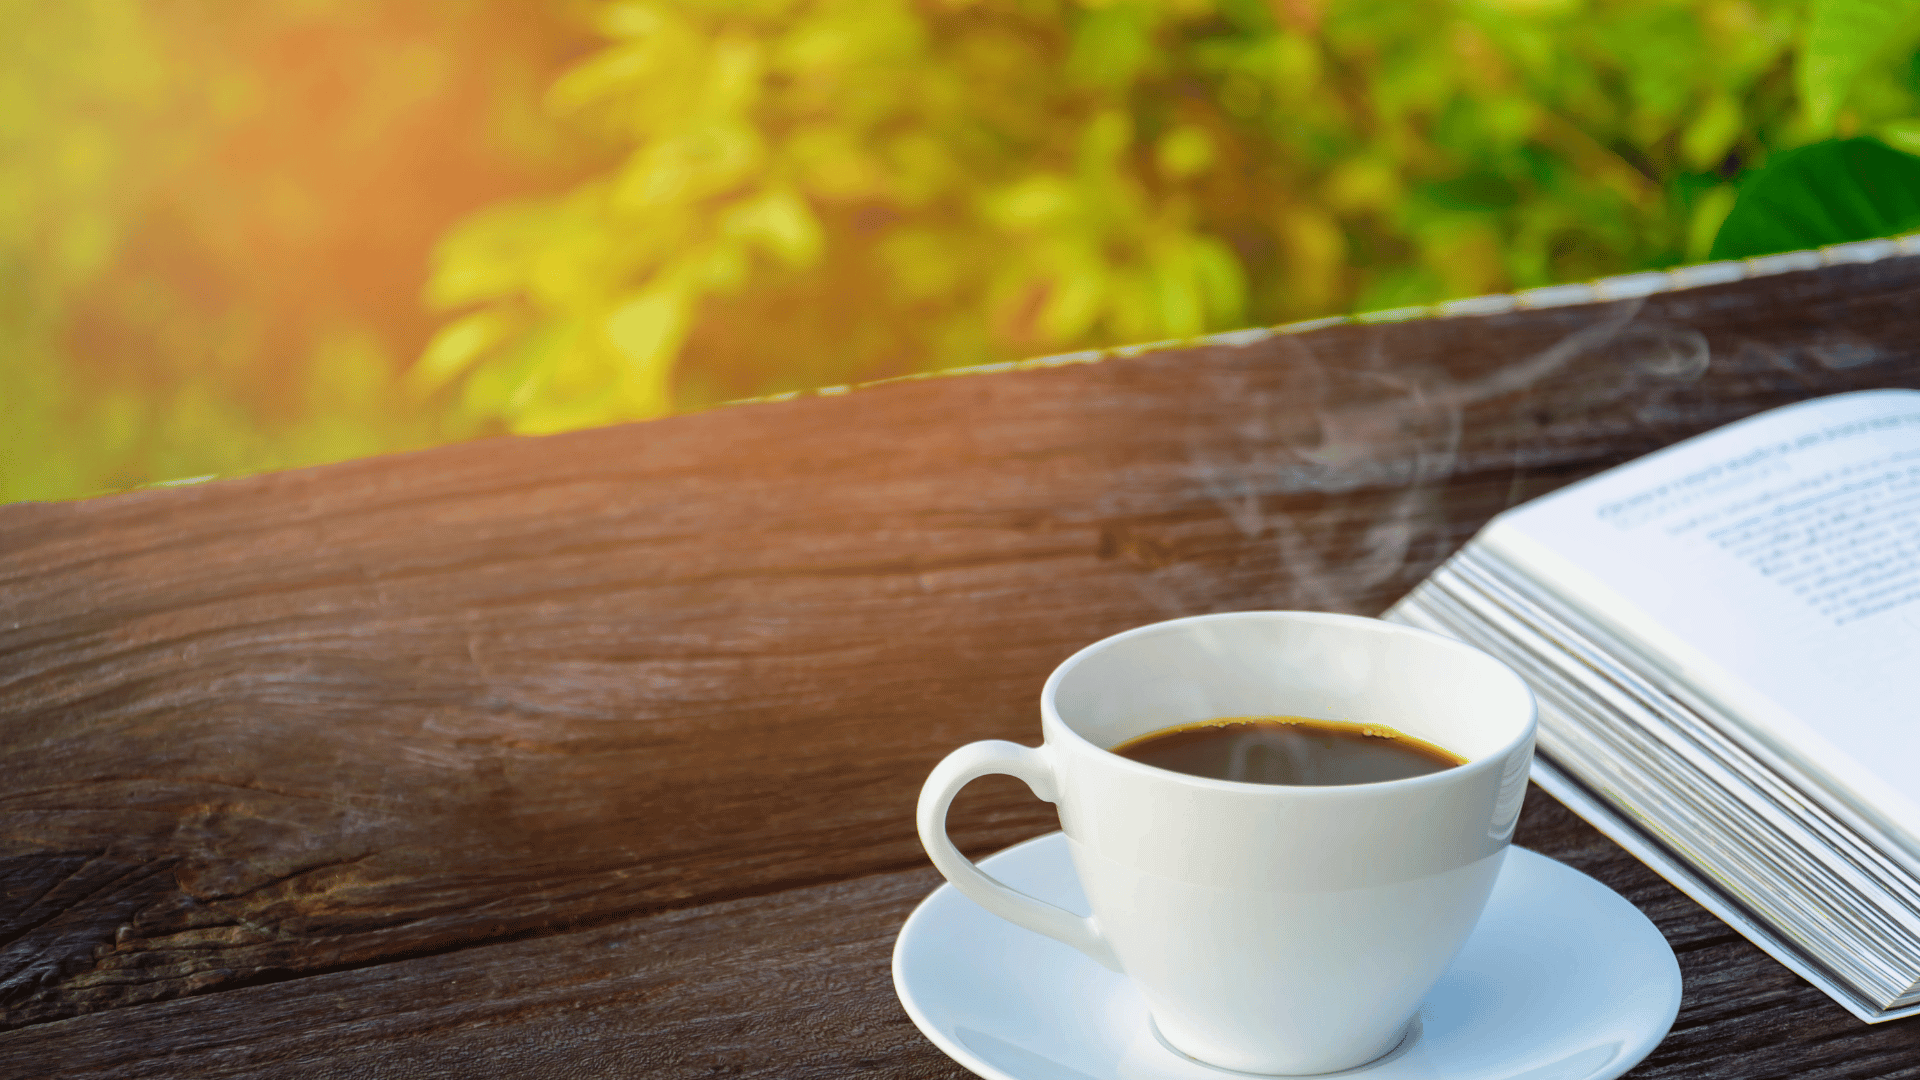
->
[893,833,1681,1080]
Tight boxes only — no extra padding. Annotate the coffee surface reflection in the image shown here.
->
[1111,717,1463,786]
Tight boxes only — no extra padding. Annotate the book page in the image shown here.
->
[1482,389,1920,849]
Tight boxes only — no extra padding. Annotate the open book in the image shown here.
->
[1387,389,1920,1022]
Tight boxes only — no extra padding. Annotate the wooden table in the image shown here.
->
[6,254,1920,1078]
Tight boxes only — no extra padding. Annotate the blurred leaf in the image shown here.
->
[1711,137,1920,258]
[1067,3,1157,88]
[1192,234,1248,324]
[605,287,691,370]
[1036,254,1106,343]
[1881,116,1920,154]
[547,42,654,113]
[597,1,668,41]
[1799,0,1920,134]
[1686,183,1739,261]
[983,175,1078,230]
[412,309,518,394]
[1277,206,1346,316]
[720,186,824,268]
[1156,124,1216,178]
[1419,173,1520,212]
[463,318,579,418]
[1681,91,1742,170]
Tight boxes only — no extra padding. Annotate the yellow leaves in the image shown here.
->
[705,36,768,115]
[427,0,840,437]
[458,318,574,431]
[1066,3,1158,88]
[879,226,967,301]
[1037,255,1108,343]
[1482,96,1542,151]
[985,175,1080,231]
[1277,205,1347,317]
[1119,244,1217,342]
[1323,159,1401,215]
[426,199,564,309]
[777,0,925,77]
[994,220,1246,349]
[603,286,690,418]
[692,240,751,293]
[411,309,519,395]
[789,125,887,200]
[1079,108,1134,169]
[1184,233,1247,331]
[1420,221,1506,299]
[605,288,688,368]
[1265,34,1322,104]
[433,279,690,436]
[549,9,764,145]
[547,42,657,115]
[1156,124,1216,179]
[595,1,669,41]
[612,121,766,212]
[426,0,1291,433]
[881,131,957,208]
[720,186,824,268]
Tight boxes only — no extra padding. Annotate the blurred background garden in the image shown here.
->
[5,0,1920,504]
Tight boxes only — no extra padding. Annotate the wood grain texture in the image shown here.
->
[4,791,1917,1078]
[2,256,1920,1047]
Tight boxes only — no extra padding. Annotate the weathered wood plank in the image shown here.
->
[0,850,953,1079]
[3,258,1919,1026]
[3,791,1916,1078]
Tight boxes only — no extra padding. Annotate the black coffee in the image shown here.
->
[1111,716,1463,786]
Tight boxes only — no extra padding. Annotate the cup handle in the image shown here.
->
[917,740,1122,972]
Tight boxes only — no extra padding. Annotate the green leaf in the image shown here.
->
[1417,173,1519,212]
[1882,117,1920,156]
[1680,93,1742,171]
[1191,235,1247,326]
[1066,3,1155,88]
[1799,0,1920,135]
[1710,137,1920,260]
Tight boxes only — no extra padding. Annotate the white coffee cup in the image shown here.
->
[917,611,1536,1075]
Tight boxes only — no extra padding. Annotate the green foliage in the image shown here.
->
[11,0,1920,502]
[1711,137,1920,257]
[423,0,1840,433]
[1799,0,1920,135]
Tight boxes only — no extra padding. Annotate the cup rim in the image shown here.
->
[1038,610,1536,796]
